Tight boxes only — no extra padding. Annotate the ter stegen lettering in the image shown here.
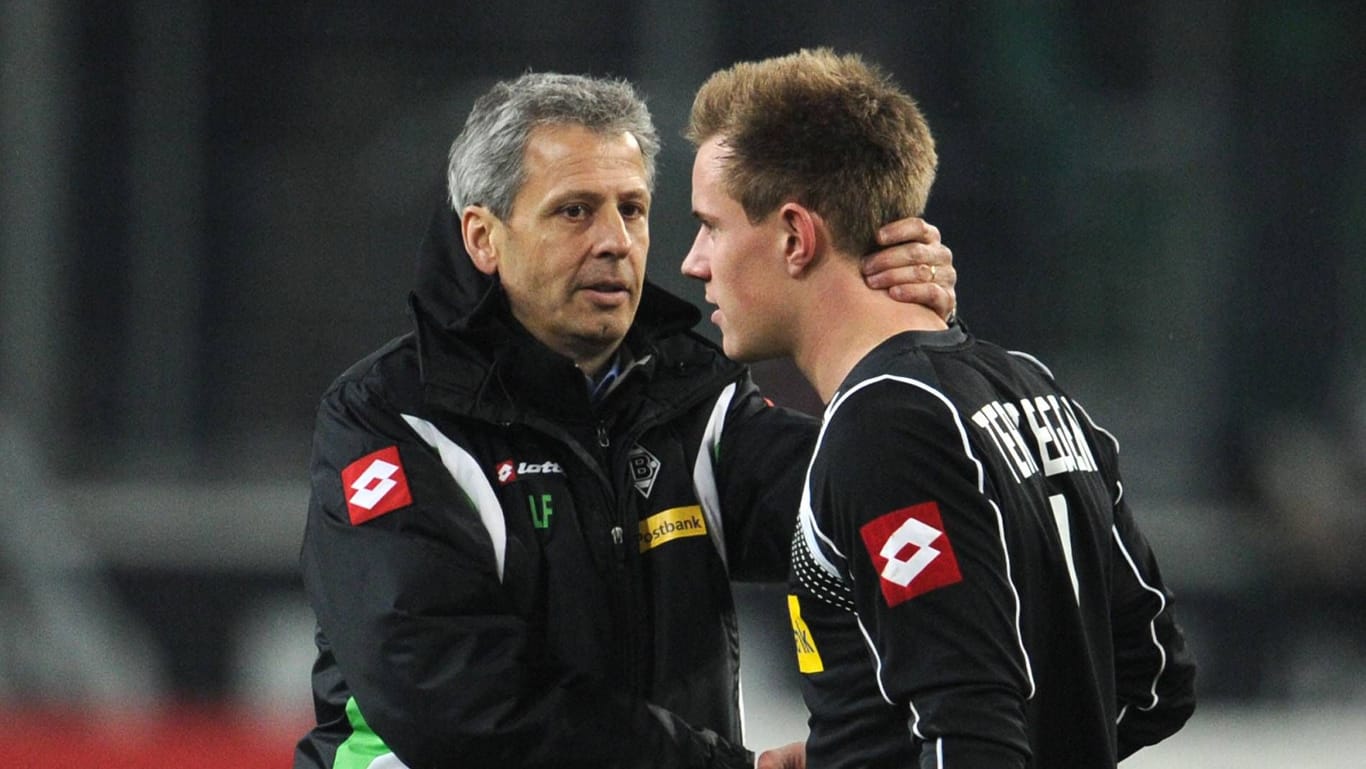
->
[970,394,1098,484]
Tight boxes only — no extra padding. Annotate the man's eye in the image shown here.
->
[561,204,589,219]
[621,202,646,219]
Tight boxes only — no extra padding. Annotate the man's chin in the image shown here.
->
[721,337,760,363]
[568,320,629,356]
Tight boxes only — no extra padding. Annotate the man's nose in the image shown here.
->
[681,229,709,279]
[594,208,632,257]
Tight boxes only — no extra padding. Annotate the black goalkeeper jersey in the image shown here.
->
[788,326,1195,769]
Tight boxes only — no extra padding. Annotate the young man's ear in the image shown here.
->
[779,202,820,277]
[461,206,501,275]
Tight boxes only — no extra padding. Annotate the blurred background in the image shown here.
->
[2,1,1362,766]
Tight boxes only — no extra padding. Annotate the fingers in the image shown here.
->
[862,216,959,322]
[862,240,953,276]
[756,741,807,769]
[876,216,940,247]
[887,282,956,320]
[864,262,955,290]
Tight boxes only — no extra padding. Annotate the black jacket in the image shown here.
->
[791,329,1196,768]
[294,200,818,769]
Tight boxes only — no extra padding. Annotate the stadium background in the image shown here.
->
[1,2,1362,766]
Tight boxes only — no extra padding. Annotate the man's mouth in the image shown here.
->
[580,280,630,305]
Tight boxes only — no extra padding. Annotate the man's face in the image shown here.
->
[681,136,792,362]
[490,123,650,369]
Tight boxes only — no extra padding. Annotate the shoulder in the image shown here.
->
[649,327,741,378]
[318,332,422,418]
[822,373,965,457]
[638,328,751,410]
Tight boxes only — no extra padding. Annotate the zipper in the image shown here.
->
[530,414,635,683]
[504,364,741,697]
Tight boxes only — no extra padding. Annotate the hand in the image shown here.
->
[861,217,958,322]
[756,741,806,769]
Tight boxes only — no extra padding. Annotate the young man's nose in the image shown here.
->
[681,228,710,279]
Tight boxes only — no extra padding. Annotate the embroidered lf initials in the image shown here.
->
[528,494,554,529]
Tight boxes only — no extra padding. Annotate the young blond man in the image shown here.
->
[682,49,1196,769]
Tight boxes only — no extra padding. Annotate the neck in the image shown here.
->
[791,261,946,403]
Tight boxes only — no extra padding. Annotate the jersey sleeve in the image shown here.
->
[710,370,820,582]
[300,377,752,769]
[1064,398,1196,759]
[813,380,1032,768]
[1110,496,1198,758]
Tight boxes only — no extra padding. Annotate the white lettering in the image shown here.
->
[972,401,1039,482]
[974,395,1100,485]
[1056,398,1099,473]
[517,461,564,475]
[1023,397,1076,477]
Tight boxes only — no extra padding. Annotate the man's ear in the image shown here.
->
[779,202,820,277]
[462,206,500,276]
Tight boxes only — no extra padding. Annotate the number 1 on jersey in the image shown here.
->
[1049,493,1080,603]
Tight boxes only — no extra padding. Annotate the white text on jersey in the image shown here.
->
[971,394,1098,484]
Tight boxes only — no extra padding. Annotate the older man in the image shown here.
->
[295,71,957,769]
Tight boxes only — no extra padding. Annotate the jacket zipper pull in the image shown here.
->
[597,422,610,448]
[610,525,625,561]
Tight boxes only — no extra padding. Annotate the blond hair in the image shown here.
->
[687,48,936,256]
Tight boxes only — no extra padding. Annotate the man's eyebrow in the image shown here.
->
[545,186,651,207]
[546,189,606,207]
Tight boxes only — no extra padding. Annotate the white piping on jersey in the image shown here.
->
[1112,525,1169,713]
[797,394,852,580]
[854,611,896,708]
[801,374,1038,711]
[1007,348,1055,380]
[1067,397,1122,457]
[693,382,737,575]
[990,497,1036,697]
[1069,398,1126,504]
[401,414,507,582]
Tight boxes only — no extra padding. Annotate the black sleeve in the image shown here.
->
[1070,402,1197,760]
[300,380,752,769]
[816,382,1031,768]
[712,371,820,582]
[1110,494,1198,758]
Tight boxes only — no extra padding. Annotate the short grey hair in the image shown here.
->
[447,72,661,218]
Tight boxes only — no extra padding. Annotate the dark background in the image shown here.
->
[2,0,1363,756]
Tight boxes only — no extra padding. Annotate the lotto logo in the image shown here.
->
[341,446,413,525]
[495,459,564,485]
[859,501,962,607]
